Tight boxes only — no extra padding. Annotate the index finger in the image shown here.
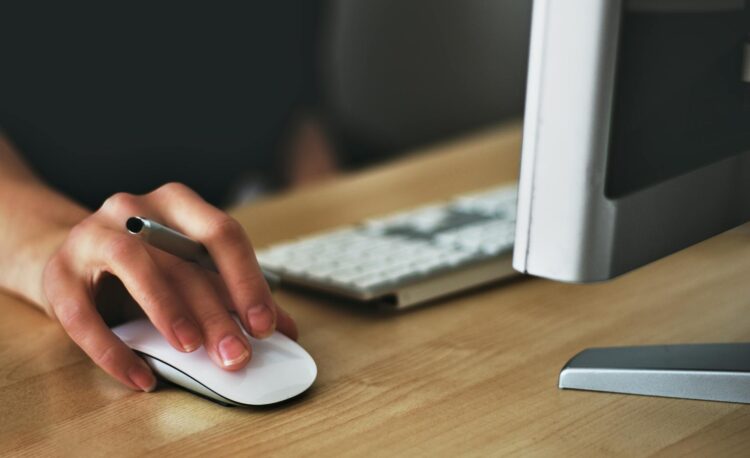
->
[45,260,157,392]
[145,183,277,339]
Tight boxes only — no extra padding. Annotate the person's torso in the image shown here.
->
[1,2,316,208]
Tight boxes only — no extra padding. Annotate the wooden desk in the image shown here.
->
[2,124,750,456]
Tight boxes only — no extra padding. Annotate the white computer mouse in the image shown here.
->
[112,317,317,406]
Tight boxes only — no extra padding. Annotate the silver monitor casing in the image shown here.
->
[513,0,750,283]
[513,0,750,404]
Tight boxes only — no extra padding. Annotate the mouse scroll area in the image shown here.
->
[112,318,317,406]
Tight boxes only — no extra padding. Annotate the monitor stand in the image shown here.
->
[559,343,750,403]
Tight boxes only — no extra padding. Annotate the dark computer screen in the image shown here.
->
[605,4,750,198]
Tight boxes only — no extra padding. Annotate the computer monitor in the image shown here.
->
[513,0,750,403]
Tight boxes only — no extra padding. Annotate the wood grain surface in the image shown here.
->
[2,123,750,457]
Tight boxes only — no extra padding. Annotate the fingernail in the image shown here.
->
[128,363,157,392]
[218,335,249,367]
[246,304,276,338]
[172,317,202,352]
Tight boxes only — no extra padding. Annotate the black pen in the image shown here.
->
[126,216,280,289]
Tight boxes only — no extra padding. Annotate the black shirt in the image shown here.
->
[1,2,319,208]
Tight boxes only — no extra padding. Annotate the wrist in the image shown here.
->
[6,224,74,315]
[0,136,92,314]
[0,185,90,314]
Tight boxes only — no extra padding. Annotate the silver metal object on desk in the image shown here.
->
[559,343,750,404]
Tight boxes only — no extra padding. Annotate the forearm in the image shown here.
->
[0,134,90,313]
[284,115,339,187]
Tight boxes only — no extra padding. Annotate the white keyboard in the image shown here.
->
[257,183,518,308]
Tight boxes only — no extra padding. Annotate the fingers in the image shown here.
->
[45,185,298,396]
[166,261,252,370]
[206,272,298,341]
[98,185,297,342]
[145,182,278,339]
[275,306,299,341]
[44,258,156,392]
[70,223,203,354]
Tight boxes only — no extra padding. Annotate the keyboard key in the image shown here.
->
[254,184,518,302]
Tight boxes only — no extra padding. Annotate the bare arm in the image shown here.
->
[0,134,89,312]
[0,132,296,393]
[284,116,339,187]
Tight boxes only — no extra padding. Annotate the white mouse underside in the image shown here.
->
[112,318,317,406]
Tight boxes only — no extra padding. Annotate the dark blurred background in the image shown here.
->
[320,0,531,167]
[0,1,531,208]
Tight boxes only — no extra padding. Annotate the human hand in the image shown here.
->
[43,183,297,392]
